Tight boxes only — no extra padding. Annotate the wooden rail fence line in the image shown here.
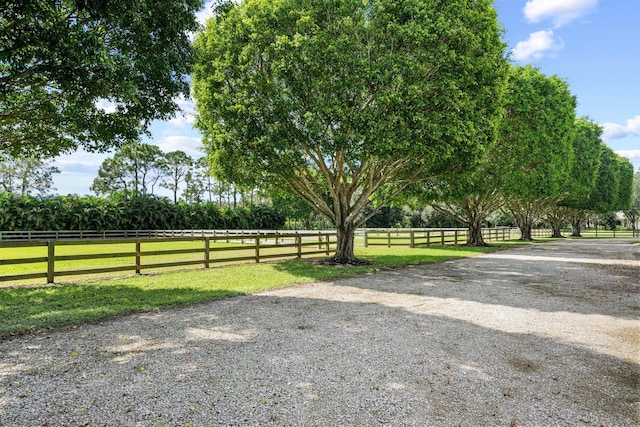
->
[362,227,513,247]
[0,231,336,285]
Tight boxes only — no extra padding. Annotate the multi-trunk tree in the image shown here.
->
[426,65,576,245]
[566,146,635,236]
[623,171,640,232]
[543,118,603,237]
[499,66,576,240]
[1,0,202,157]
[193,0,508,263]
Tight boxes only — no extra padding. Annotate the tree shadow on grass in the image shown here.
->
[0,284,245,339]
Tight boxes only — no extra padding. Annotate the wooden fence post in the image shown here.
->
[135,239,141,274]
[47,241,55,284]
[296,233,302,259]
[454,230,458,245]
[387,230,391,248]
[426,230,431,247]
[410,230,415,248]
[204,237,210,268]
[441,229,445,246]
[255,235,260,263]
[325,234,330,255]
[363,229,368,248]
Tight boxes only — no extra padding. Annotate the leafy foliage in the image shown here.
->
[91,142,167,196]
[193,0,508,261]
[0,155,60,196]
[1,0,203,156]
[623,171,640,230]
[0,193,285,231]
[161,150,193,203]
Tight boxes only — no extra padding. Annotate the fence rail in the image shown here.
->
[362,227,513,247]
[0,231,336,285]
[4,226,635,286]
[528,228,640,238]
[0,229,340,241]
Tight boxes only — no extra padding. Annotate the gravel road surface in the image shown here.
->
[1,238,638,426]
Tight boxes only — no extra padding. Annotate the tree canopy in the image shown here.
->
[0,155,60,196]
[193,0,508,262]
[560,118,603,210]
[498,65,576,240]
[91,142,165,196]
[624,171,640,231]
[1,0,203,157]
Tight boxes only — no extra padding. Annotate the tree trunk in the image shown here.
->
[329,223,357,263]
[519,221,533,241]
[570,221,582,237]
[466,215,487,246]
[550,222,563,238]
[568,212,584,237]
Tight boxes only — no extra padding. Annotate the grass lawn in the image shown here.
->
[0,237,332,285]
[0,242,526,339]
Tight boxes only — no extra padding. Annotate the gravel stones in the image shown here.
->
[1,239,638,426]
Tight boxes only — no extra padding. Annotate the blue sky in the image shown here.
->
[52,0,640,196]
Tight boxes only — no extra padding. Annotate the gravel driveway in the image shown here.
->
[1,239,638,426]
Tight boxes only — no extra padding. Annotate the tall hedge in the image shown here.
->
[0,193,285,231]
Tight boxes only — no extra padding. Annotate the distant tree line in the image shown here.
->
[90,142,267,207]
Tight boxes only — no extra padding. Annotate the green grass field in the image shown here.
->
[0,237,333,285]
[0,242,524,339]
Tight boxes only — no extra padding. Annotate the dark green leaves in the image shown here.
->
[1,0,203,157]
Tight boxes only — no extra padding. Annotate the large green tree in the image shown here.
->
[427,66,577,244]
[624,171,640,232]
[544,118,603,237]
[193,0,508,263]
[1,0,202,157]
[499,66,576,240]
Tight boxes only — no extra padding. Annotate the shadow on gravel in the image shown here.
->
[1,292,638,426]
[275,239,639,320]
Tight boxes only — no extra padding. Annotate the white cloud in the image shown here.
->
[168,95,197,128]
[168,114,196,128]
[602,115,640,140]
[157,136,203,157]
[524,0,598,27]
[512,30,564,61]
[196,1,216,26]
[615,150,640,161]
[94,99,118,114]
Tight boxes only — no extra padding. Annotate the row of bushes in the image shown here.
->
[0,193,285,231]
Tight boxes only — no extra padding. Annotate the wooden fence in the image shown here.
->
[362,227,513,247]
[528,228,640,238]
[0,231,336,285]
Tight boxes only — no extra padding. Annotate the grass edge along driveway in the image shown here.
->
[0,243,526,339]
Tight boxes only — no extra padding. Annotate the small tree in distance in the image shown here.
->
[161,151,193,203]
[0,155,60,196]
